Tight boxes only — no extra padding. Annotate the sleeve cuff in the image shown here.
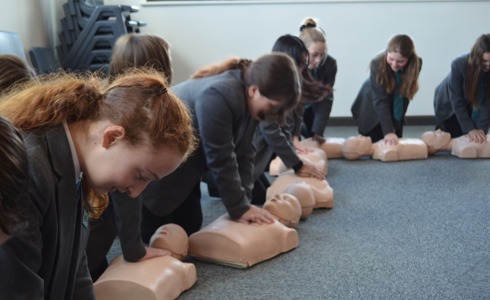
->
[292,161,304,173]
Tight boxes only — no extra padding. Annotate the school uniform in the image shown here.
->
[0,241,43,299]
[251,105,304,204]
[139,69,257,242]
[303,54,338,137]
[351,53,422,142]
[0,125,94,299]
[254,113,302,179]
[434,54,490,137]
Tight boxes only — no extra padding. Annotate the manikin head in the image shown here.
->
[342,135,373,160]
[150,224,189,260]
[263,193,302,228]
[420,130,452,154]
[284,182,315,220]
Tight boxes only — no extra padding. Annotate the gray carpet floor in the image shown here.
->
[109,126,490,300]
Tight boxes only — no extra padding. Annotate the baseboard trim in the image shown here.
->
[329,115,436,126]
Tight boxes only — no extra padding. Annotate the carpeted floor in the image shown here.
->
[108,126,490,300]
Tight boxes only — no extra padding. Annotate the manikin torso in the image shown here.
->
[94,224,197,300]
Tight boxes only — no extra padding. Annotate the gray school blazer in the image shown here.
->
[141,70,257,220]
[1,125,94,300]
[434,53,490,133]
[351,53,422,136]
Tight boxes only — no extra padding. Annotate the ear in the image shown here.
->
[247,85,259,98]
[101,125,125,149]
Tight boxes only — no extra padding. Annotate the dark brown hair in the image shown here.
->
[0,54,35,95]
[0,116,28,236]
[109,33,173,84]
[466,34,490,106]
[377,34,421,100]
[243,53,301,121]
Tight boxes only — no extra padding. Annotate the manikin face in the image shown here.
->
[421,129,451,152]
[263,193,301,226]
[429,129,451,148]
[352,135,373,153]
[150,224,188,256]
[247,85,282,122]
[84,126,184,198]
[307,41,327,69]
[482,52,490,73]
[386,52,409,72]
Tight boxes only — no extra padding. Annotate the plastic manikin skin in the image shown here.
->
[149,224,189,261]
[188,214,299,269]
[450,134,490,158]
[269,146,327,176]
[266,170,334,210]
[421,130,490,158]
[342,135,428,161]
[420,129,452,154]
[300,137,346,159]
[263,193,302,228]
[94,224,197,300]
[341,135,373,160]
[371,138,428,161]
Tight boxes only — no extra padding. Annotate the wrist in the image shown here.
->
[292,161,304,173]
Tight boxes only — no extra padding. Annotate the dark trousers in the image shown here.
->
[205,171,270,205]
[302,105,315,138]
[362,123,403,143]
[140,182,203,243]
[251,173,271,205]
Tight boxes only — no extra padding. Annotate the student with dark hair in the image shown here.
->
[0,54,35,95]
[139,53,302,243]
[434,33,490,143]
[252,34,329,204]
[109,33,173,84]
[0,115,43,299]
[351,34,422,145]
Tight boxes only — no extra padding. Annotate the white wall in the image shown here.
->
[0,0,62,54]
[3,0,490,117]
[118,0,490,117]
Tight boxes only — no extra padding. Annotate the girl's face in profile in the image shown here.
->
[246,85,282,123]
[307,42,326,70]
[85,127,184,198]
[482,52,490,73]
[386,52,408,72]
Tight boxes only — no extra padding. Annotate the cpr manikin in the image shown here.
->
[372,138,428,161]
[263,193,302,228]
[450,135,490,158]
[342,135,428,161]
[420,129,452,154]
[421,130,490,158]
[300,137,346,159]
[266,170,334,210]
[188,214,299,269]
[94,224,197,300]
[149,224,189,261]
[342,135,373,160]
[283,181,316,220]
[269,146,327,176]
